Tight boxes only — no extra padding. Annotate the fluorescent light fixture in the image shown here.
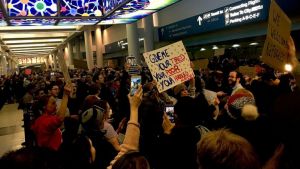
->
[212,45,218,50]
[232,44,240,48]
[249,42,259,46]
[5,39,64,44]
[11,47,56,51]
[1,33,69,39]
[14,52,49,54]
[200,48,206,51]
[8,44,58,48]
[0,26,77,31]
[285,64,293,72]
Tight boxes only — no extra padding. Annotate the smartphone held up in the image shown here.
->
[130,75,142,96]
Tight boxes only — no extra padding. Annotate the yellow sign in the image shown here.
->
[262,0,291,72]
[239,66,256,78]
[143,41,194,93]
[57,48,72,85]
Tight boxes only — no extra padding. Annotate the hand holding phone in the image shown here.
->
[165,105,175,123]
[130,75,142,96]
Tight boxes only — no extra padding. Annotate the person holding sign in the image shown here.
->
[262,36,300,169]
[31,83,73,151]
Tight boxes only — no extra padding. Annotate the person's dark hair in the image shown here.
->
[174,97,198,125]
[69,135,93,168]
[47,82,58,91]
[39,95,52,111]
[112,151,150,169]
[0,147,63,169]
[89,84,100,95]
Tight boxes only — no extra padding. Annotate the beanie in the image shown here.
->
[227,93,258,120]
[173,84,187,96]
[81,105,105,131]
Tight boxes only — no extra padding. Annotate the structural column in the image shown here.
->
[75,37,81,60]
[67,42,74,67]
[49,54,53,70]
[143,15,154,52]
[7,58,11,73]
[84,28,94,71]
[1,55,8,76]
[53,54,57,71]
[95,26,104,68]
[126,22,140,64]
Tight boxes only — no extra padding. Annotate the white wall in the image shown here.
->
[103,24,127,45]
[157,0,241,27]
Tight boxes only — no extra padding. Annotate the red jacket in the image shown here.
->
[31,114,63,151]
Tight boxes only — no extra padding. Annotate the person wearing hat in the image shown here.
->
[172,77,196,99]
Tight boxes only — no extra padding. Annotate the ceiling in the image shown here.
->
[0,0,180,59]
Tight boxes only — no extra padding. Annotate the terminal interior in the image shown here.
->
[0,0,300,168]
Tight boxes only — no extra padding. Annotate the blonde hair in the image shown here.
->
[197,129,260,169]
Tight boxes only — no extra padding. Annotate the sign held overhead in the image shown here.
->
[143,41,194,93]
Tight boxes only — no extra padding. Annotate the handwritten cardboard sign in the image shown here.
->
[239,66,256,78]
[262,0,291,72]
[57,48,72,85]
[143,41,194,93]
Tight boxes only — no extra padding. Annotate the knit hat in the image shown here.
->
[173,84,187,96]
[227,93,258,120]
[80,105,105,130]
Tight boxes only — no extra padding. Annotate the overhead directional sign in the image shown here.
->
[159,0,270,41]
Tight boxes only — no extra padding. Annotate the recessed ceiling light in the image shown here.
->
[212,45,218,50]
[249,42,259,46]
[200,48,206,51]
[232,44,240,48]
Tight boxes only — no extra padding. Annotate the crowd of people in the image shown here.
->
[0,37,299,169]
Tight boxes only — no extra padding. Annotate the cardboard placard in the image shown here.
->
[25,69,32,75]
[57,48,72,84]
[261,0,291,72]
[239,66,256,78]
[143,41,194,93]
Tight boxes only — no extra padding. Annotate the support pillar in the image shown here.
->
[53,54,57,71]
[75,37,81,60]
[126,22,140,64]
[84,28,94,71]
[95,26,104,68]
[67,42,74,67]
[143,15,154,52]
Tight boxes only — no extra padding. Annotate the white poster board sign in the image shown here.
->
[143,41,194,93]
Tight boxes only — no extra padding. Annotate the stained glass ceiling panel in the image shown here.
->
[109,9,155,19]
[102,0,128,15]
[7,0,57,16]
[2,0,181,26]
[0,11,7,26]
[122,0,180,10]
[9,18,56,26]
[97,18,137,25]
[60,0,103,17]
[58,18,100,26]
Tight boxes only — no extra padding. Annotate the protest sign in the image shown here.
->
[24,69,32,75]
[126,55,140,75]
[262,0,291,72]
[239,66,256,78]
[143,41,194,93]
[57,48,72,84]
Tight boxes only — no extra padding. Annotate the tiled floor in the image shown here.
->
[0,104,24,157]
